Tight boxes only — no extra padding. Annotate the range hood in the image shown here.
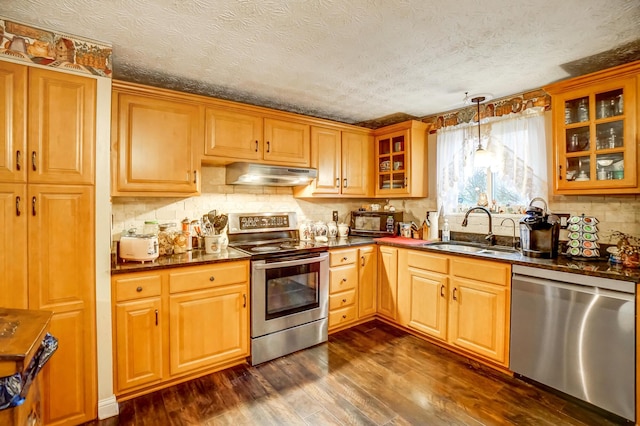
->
[225,162,317,186]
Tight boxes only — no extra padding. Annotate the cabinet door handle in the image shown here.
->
[266,141,270,153]
[343,178,347,188]
[452,287,458,301]
[15,196,21,216]
[31,151,36,171]
[440,285,445,298]
[335,178,340,188]
[255,140,259,152]
[361,256,365,267]
[404,177,408,187]
[155,309,158,326]
[558,165,563,180]
[209,276,215,281]
[31,196,36,216]
[136,286,143,292]
[193,170,197,184]
[243,294,247,308]
[16,150,21,171]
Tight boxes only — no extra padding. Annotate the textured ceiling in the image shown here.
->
[3,1,640,125]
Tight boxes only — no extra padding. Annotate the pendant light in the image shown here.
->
[471,96,492,168]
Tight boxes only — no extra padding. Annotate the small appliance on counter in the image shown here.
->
[119,233,159,262]
[519,198,560,258]
[350,210,403,237]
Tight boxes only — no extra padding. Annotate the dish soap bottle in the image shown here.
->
[442,218,450,242]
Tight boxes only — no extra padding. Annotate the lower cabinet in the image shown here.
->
[377,245,398,320]
[328,245,378,331]
[397,248,511,366]
[111,260,250,397]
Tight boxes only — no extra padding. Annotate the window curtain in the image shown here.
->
[436,108,547,214]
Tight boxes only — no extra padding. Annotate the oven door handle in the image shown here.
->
[253,253,328,270]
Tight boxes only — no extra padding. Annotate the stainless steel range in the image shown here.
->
[227,212,329,365]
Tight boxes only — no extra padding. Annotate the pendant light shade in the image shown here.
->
[471,96,493,168]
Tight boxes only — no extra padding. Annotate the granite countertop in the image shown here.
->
[111,237,379,274]
[375,237,640,283]
[111,247,251,274]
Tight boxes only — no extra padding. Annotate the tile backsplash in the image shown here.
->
[112,165,640,244]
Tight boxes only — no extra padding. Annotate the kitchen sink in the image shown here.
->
[423,241,521,257]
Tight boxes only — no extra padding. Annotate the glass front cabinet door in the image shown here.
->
[545,61,639,195]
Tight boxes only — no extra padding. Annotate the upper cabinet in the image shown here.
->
[373,120,428,197]
[111,82,202,196]
[296,126,373,197]
[545,60,640,195]
[0,62,95,185]
[203,107,310,166]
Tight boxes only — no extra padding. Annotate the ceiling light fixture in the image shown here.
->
[471,96,493,168]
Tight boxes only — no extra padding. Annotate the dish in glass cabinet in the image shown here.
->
[597,159,614,167]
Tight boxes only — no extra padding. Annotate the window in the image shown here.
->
[436,109,547,214]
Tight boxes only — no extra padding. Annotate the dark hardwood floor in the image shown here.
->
[90,320,628,425]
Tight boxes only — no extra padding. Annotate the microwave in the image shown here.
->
[350,211,403,237]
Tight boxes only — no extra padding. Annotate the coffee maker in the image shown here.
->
[519,198,560,258]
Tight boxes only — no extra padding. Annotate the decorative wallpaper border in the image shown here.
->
[421,89,551,132]
[0,17,112,77]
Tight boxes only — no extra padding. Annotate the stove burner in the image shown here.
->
[251,246,282,253]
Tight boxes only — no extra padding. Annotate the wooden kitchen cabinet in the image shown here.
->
[0,62,95,186]
[111,81,202,196]
[396,248,510,366]
[113,272,163,392]
[373,120,428,197]
[377,245,398,320]
[328,248,359,330]
[0,183,27,309]
[28,184,96,425]
[545,60,640,194]
[358,245,377,319]
[303,127,373,197]
[397,250,449,341]
[204,108,310,167]
[113,260,250,399]
[263,117,310,166]
[204,107,263,161]
[0,61,26,183]
[448,257,510,365]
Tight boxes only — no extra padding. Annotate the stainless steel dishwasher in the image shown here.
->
[510,265,635,422]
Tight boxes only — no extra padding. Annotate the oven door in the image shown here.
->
[251,252,329,338]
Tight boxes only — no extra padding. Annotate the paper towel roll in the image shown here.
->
[428,211,439,240]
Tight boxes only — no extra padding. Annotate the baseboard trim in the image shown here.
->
[98,395,119,420]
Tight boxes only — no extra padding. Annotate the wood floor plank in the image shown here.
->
[95,320,629,426]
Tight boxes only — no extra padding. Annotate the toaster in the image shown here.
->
[119,235,159,262]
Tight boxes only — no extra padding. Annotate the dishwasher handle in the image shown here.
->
[513,274,635,302]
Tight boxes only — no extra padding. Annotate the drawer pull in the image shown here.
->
[209,276,215,281]
[342,298,347,303]
[342,257,348,261]
[342,278,347,283]
[342,315,347,319]
[136,286,143,292]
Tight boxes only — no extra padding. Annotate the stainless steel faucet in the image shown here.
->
[462,206,494,245]
[500,217,518,249]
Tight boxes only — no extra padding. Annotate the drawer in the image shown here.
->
[407,250,449,274]
[330,248,357,267]
[114,273,162,302]
[329,305,357,328]
[329,264,357,293]
[169,261,249,293]
[329,289,356,310]
[451,258,510,286]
